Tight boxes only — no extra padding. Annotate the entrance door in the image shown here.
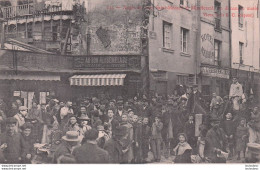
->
[155,81,167,97]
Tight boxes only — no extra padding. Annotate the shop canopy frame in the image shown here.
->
[69,74,127,86]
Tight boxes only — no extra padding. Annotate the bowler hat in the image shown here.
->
[5,117,17,124]
[62,131,80,142]
[84,129,99,140]
[19,106,27,111]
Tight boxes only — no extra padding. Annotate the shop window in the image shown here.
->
[40,92,49,104]
[163,21,172,49]
[177,75,189,85]
[181,28,189,53]
[52,26,58,41]
[238,5,243,28]
[202,85,210,96]
[13,91,35,109]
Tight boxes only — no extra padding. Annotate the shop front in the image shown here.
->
[0,72,61,109]
[68,55,144,100]
[200,65,230,101]
[231,69,254,96]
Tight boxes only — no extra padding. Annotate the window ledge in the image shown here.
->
[162,47,175,53]
[180,4,191,11]
[239,27,244,31]
[180,52,191,57]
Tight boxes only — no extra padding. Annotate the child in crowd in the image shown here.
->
[173,133,192,163]
[235,118,249,160]
[21,123,34,164]
[132,115,142,163]
[150,115,163,162]
[184,114,196,148]
[221,112,236,159]
[141,117,151,162]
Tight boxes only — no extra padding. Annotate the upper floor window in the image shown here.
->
[180,0,190,8]
[181,28,189,53]
[214,1,221,31]
[214,40,221,66]
[239,42,244,64]
[238,5,244,28]
[163,21,172,49]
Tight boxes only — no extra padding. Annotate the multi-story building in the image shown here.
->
[230,0,260,100]
[1,0,85,54]
[148,0,198,96]
[198,0,231,99]
[0,0,149,108]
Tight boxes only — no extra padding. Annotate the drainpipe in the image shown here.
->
[195,0,201,86]
[0,19,5,49]
[228,0,233,78]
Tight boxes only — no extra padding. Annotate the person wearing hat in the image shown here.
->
[104,125,129,163]
[53,131,80,163]
[204,117,228,163]
[72,129,109,163]
[96,125,110,149]
[14,106,28,130]
[0,117,23,163]
[20,123,34,163]
[114,101,126,123]
[78,114,91,138]
[187,84,205,114]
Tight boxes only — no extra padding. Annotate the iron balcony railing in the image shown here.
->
[1,3,73,19]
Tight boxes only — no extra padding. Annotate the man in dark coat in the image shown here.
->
[114,101,127,123]
[187,84,206,114]
[204,117,228,163]
[104,126,128,163]
[104,109,120,132]
[0,117,23,163]
[73,129,109,163]
[53,131,80,163]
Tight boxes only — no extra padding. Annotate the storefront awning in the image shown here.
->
[0,74,61,81]
[69,74,126,86]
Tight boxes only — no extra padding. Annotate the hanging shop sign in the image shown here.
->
[201,66,230,79]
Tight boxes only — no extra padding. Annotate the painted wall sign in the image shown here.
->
[201,33,215,64]
[73,55,141,70]
[201,66,230,79]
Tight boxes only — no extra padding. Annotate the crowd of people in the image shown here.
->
[0,77,259,164]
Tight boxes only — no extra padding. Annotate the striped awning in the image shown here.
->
[0,74,60,81]
[69,74,126,86]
